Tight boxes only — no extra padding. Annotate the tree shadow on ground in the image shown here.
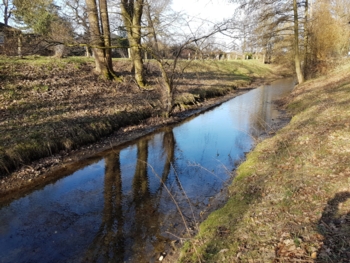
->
[317,191,350,262]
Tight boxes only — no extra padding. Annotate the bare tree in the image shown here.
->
[293,0,304,83]
[154,18,231,116]
[144,0,170,56]
[65,0,91,56]
[232,0,305,83]
[85,0,120,79]
[65,0,89,32]
[120,0,146,88]
[1,0,13,25]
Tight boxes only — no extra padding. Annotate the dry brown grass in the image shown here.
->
[0,56,276,177]
[179,63,350,262]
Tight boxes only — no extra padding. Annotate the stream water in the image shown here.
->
[0,78,295,263]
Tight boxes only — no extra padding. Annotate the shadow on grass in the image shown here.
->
[287,74,350,132]
[317,192,350,262]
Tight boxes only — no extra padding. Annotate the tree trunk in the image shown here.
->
[293,0,304,84]
[144,1,174,116]
[145,0,160,56]
[99,0,113,70]
[85,0,118,80]
[85,46,90,57]
[303,0,309,79]
[130,38,145,87]
[17,33,22,57]
[157,60,173,117]
[121,0,146,88]
[3,0,11,25]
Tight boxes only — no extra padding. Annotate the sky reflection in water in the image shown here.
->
[0,78,294,263]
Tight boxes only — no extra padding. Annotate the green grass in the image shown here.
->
[178,60,274,81]
[172,60,277,110]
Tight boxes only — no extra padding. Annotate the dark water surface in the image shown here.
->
[0,79,295,263]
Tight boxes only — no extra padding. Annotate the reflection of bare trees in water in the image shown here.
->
[132,130,176,261]
[157,128,175,193]
[317,192,350,262]
[132,139,161,260]
[159,129,198,234]
[248,87,272,138]
[85,130,176,262]
[85,150,125,262]
[133,140,150,204]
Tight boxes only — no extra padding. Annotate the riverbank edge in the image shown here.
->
[161,79,294,263]
[0,73,284,204]
[178,64,350,262]
[1,58,278,177]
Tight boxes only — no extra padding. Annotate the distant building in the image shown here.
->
[0,22,22,56]
[0,23,55,56]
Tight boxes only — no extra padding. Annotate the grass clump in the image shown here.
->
[179,63,350,262]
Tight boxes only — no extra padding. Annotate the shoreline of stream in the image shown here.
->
[0,76,295,263]
[162,85,294,263]
[178,63,350,263]
[1,58,288,202]
[0,87,252,204]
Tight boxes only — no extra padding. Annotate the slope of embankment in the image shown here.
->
[180,63,350,262]
[0,56,278,197]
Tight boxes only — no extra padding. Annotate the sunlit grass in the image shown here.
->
[177,59,273,77]
[179,62,350,262]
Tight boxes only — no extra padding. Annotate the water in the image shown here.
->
[0,79,294,263]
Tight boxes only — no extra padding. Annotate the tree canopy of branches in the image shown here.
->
[232,0,305,83]
[1,0,14,25]
[13,0,56,35]
[233,0,350,80]
[11,0,74,56]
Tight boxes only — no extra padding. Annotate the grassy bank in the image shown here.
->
[0,56,275,176]
[179,63,350,262]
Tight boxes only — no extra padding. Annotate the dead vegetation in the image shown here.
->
[179,62,350,262]
[0,56,276,180]
[0,57,155,176]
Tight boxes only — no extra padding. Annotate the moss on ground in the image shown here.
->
[179,62,350,262]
